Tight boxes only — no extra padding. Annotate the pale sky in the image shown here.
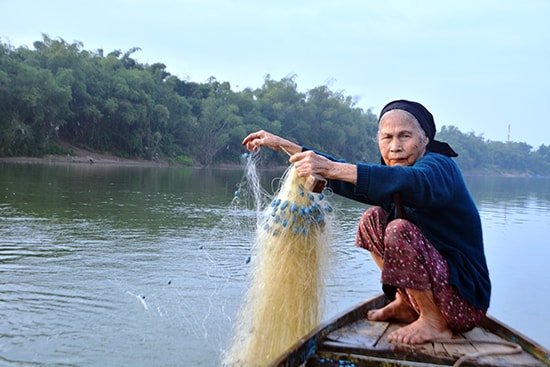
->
[2,0,549,148]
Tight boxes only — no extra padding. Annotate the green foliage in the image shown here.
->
[0,39,71,156]
[168,155,193,166]
[439,125,548,174]
[438,126,488,170]
[0,35,548,175]
[531,145,550,174]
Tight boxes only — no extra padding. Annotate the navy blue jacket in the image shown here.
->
[308,149,491,310]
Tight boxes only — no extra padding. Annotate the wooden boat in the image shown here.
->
[270,293,550,367]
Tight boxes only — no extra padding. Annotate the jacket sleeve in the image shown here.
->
[302,147,458,208]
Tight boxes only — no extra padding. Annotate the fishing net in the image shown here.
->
[224,152,334,366]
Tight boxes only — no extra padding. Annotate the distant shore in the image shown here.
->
[0,152,169,168]
[0,150,541,177]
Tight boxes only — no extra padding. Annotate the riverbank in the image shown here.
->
[0,154,167,167]
[0,148,542,177]
[0,145,174,168]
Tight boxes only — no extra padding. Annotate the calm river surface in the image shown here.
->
[1,162,549,366]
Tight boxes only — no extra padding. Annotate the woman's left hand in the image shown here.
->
[290,151,332,178]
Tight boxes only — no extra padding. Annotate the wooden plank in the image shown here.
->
[270,294,389,367]
[462,327,546,367]
[433,340,451,358]
[311,350,448,366]
[376,322,402,350]
[325,319,389,348]
[412,342,436,358]
[375,323,432,353]
[440,334,479,360]
[371,323,451,365]
[481,314,550,365]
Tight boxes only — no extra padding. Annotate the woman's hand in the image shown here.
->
[294,151,357,184]
[241,130,301,155]
[290,151,332,178]
[241,130,357,184]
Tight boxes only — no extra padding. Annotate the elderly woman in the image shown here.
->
[241,99,491,345]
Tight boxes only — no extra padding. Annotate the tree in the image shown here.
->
[530,145,550,174]
[487,141,532,171]
[304,85,379,162]
[1,35,547,174]
[0,40,71,155]
[438,126,488,170]
[194,79,242,166]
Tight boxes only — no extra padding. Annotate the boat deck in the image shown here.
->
[309,317,546,366]
[271,294,550,367]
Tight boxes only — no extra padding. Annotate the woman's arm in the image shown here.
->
[242,130,358,184]
[241,130,301,155]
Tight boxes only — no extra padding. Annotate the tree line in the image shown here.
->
[1,35,548,175]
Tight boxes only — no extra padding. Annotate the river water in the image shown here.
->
[0,162,549,366]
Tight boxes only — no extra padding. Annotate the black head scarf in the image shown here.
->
[379,99,458,157]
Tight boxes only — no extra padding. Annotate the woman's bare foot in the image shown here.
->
[388,313,453,344]
[385,289,453,344]
[367,292,418,323]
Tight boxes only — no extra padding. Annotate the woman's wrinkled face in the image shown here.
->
[378,110,429,166]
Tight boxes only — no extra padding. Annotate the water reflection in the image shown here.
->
[1,163,549,366]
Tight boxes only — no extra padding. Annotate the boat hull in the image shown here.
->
[271,294,550,367]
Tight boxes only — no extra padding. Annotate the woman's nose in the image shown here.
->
[389,139,401,152]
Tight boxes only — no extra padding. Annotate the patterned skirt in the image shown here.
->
[354,206,485,333]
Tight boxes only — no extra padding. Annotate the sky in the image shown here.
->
[2,0,549,148]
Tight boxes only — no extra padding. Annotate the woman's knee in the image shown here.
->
[384,218,422,253]
[359,206,387,225]
[355,206,387,252]
[385,218,415,236]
